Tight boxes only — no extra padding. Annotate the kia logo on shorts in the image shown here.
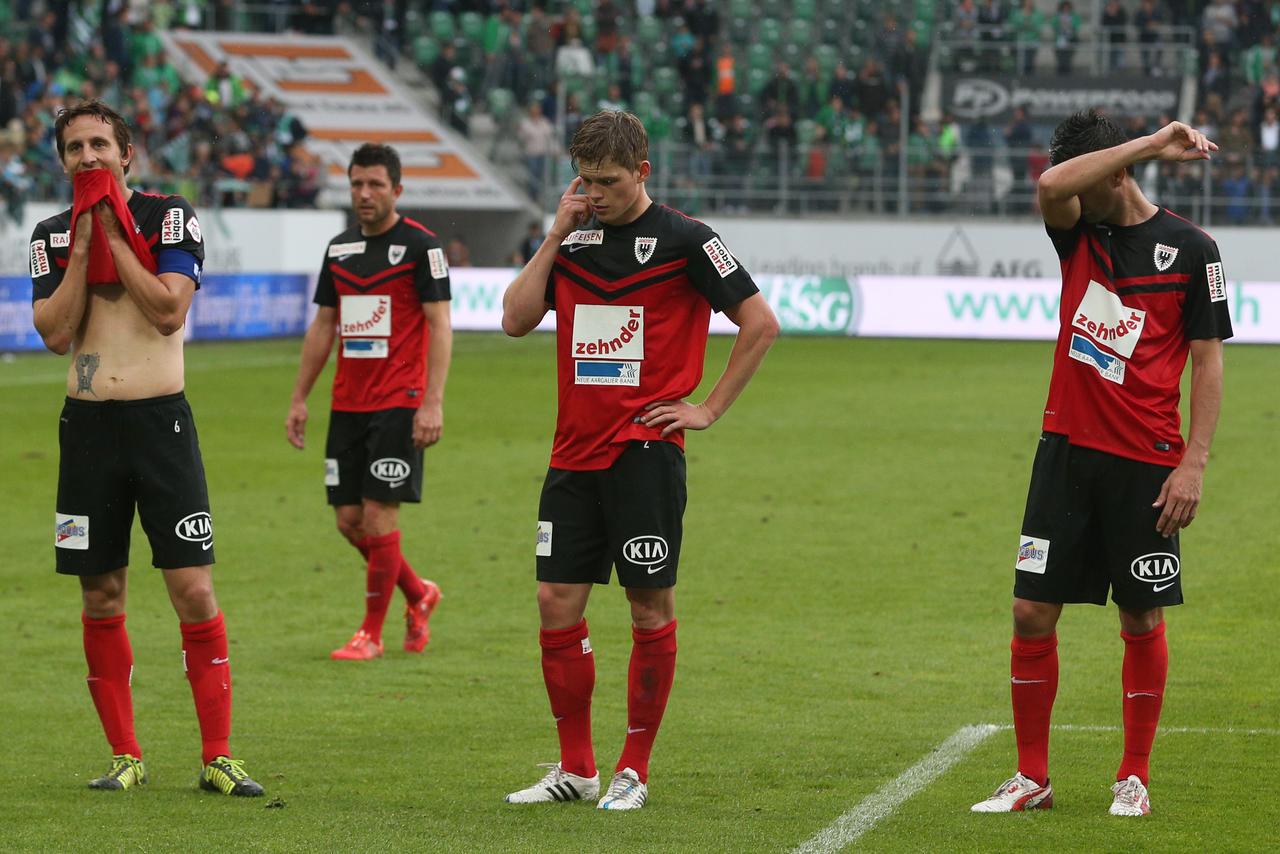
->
[1130,552,1180,583]
[370,457,410,485]
[175,512,213,544]
[623,535,668,571]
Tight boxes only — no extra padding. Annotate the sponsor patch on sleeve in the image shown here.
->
[162,207,184,244]
[30,240,50,277]
[701,236,739,278]
[1015,535,1049,574]
[428,247,449,280]
[186,216,202,244]
[49,231,71,248]
[1205,261,1226,302]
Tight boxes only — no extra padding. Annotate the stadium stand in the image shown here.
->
[1,1,1278,224]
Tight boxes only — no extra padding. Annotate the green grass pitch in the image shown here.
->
[0,334,1275,852]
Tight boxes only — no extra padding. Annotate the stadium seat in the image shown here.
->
[747,66,770,94]
[748,43,773,73]
[820,17,841,45]
[429,11,455,43]
[482,15,509,54]
[788,20,813,48]
[652,66,679,99]
[413,35,440,70]
[459,11,485,48]
[633,91,659,119]
[579,14,597,44]
[796,119,817,145]
[487,87,516,122]
[792,0,817,21]
[759,0,786,18]
[815,44,839,78]
[636,16,663,47]
[758,18,784,49]
[728,0,754,17]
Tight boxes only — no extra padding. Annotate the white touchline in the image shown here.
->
[792,724,1000,854]
[793,721,1280,853]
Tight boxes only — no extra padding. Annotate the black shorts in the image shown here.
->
[1014,432,1182,608]
[536,440,686,589]
[55,393,214,575]
[324,408,424,506]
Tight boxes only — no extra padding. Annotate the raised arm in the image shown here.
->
[1038,122,1216,229]
[98,201,194,335]
[32,213,94,354]
[502,177,592,336]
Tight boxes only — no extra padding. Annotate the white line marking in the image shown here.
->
[792,724,1000,854]
[795,721,1280,853]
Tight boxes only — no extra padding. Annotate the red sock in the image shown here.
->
[1118,621,1167,784]
[359,531,401,642]
[83,613,141,758]
[355,534,427,604]
[181,611,232,765]
[540,620,596,778]
[616,620,678,784]
[1011,632,1058,786]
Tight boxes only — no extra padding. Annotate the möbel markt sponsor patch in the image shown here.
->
[1015,535,1049,574]
[30,240,49,277]
[701,236,739,278]
[427,247,449,279]
[1205,261,1227,302]
[161,207,184,244]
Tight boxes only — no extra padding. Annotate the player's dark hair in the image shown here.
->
[1049,109,1133,175]
[348,142,402,186]
[569,110,649,172]
[54,100,133,174]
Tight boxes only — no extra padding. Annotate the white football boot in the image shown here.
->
[971,772,1054,812]
[1109,775,1151,816]
[504,763,599,804]
[597,767,648,811]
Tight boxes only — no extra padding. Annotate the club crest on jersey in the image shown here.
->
[634,236,657,265]
[161,207,184,244]
[1153,242,1178,272]
[388,244,406,265]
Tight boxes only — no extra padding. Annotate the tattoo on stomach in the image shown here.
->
[75,352,100,396]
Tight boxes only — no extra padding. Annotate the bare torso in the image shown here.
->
[67,284,184,400]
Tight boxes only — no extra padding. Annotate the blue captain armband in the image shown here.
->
[157,248,203,284]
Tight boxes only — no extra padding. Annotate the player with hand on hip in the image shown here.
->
[501,110,779,811]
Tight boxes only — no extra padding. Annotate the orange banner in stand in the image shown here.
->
[163,32,524,210]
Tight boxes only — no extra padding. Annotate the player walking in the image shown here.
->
[31,100,263,796]
[972,111,1232,817]
[501,111,779,810]
[287,143,450,661]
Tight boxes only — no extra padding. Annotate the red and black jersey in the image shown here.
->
[314,216,450,412]
[1043,208,1233,465]
[544,203,758,470]
[30,190,205,300]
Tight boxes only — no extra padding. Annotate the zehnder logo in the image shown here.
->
[574,308,642,356]
[370,458,410,487]
[175,512,213,548]
[1072,280,1146,359]
[343,296,390,335]
[1131,552,1179,589]
[623,535,669,574]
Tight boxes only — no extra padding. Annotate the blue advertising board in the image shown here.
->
[0,273,311,351]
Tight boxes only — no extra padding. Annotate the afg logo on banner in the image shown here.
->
[757,276,859,335]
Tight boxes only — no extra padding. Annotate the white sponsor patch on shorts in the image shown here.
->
[162,207,184,244]
[55,513,89,550]
[30,240,50,277]
[324,458,339,486]
[1015,535,1050,574]
[536,521,553,557]
[1205,261,1227,302]
[701,236,739,278]
[428,247,449,279]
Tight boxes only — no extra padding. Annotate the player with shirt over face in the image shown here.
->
[287,143,450,661]
[501,110,779,811]
[31,100,263,796]
[971,110,1232,817]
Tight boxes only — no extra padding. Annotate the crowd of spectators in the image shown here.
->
[4,0,1280,222]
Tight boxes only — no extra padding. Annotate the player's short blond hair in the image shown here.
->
[569,110,649,173]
